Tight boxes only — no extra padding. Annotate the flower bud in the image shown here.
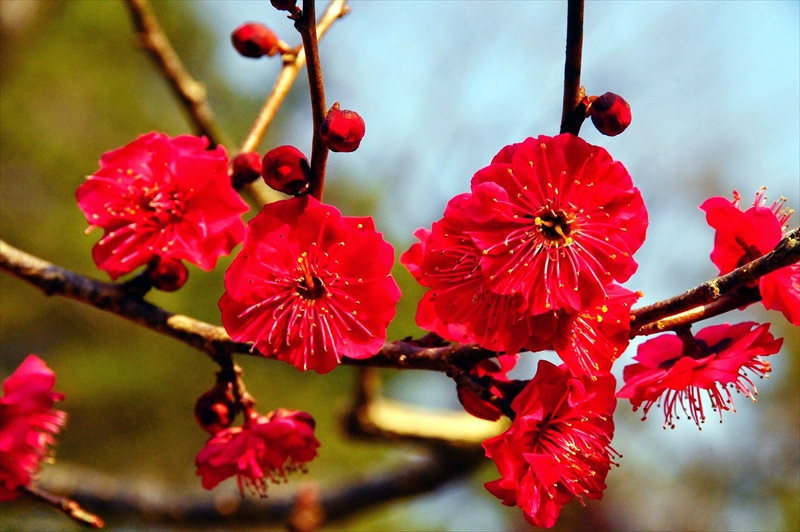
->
[231,22,284,59]
[319,103,365,153]
[271,0,298,12]
[231,152,262,191]
[261,145,311,195]
[589,92,631,136]
[147,257,188,292]
[194,383,237,435]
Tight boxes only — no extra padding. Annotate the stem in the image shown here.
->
[23,484,105,529]
[122,0,229,148]
[559,0,586,135]
[238,0,348,155]
[296,0,330,201]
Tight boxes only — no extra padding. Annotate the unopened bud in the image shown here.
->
[262,146,311,195]
[271,0,298,12]
[148,257,188,292]
[231,152,262,190]
[194,382,237,434]
[319,103,365,153]
[231,22,285,59]
[589,92,631,137]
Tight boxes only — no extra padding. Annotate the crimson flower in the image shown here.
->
[77,132,249,280]
[483,360,617,528]
[196,408,319,497]
[220,197,400,374]
[701,189,799,325]
[617,322,782,428]
[0,355,66,501]
[465,134,647,314]
[402,193,557,355]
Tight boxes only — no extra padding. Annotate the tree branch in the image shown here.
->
[122,0,230,148]
[0,239,494,371]
[3,229,797,372]
[559,0,587,135]
[37,453,483,526]
[630,226,800,335]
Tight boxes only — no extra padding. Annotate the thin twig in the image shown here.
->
[239,0,348,206]
[296,0,330,201]
[122,0,230,148]
[23,484,105,529]
[559,0,587,135]
[238,0,348,155]
[630,226,800,335]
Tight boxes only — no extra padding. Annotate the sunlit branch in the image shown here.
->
[295,0,331,201]
[343,368,506,446]
[630,226,800,336]
[559,0,587,135]
[122,0,230,148]
[23,484,105,529]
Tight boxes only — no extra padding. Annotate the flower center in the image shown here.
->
[295,253,326,300]
[534,208,576,246]
[133,184,184,224]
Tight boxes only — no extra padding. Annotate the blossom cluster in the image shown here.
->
[195,408,319,497]
[64,126,796,529]
[402,133,647,526]
[0,356,66,501]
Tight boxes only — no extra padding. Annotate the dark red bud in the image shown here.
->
[261,145,311,195]
[194,383,237,434]
[271,0,298,12]
[231,152,262,190]
[456,382,503,422]
[231,22,284,59]
[589,92,631,137]
[319,102,365,153]
[148,257,188,292]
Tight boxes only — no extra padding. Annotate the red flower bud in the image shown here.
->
[231,22,284,59]
[261,145,311,195]
[589,92,631,136]
[271,0,298,12]
[147,257,188,292]
[231,152,262,190]
[194,383,237,435]
[319,103,365,153]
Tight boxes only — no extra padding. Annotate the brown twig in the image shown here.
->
[295,0,330,201]
[630,226,800,336]
[23,484,105,529]
[238,0,348,206]
[559,0,587,135]
[238,0,348,156]
[122,0,229,148]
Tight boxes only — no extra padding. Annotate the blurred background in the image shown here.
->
[1,1,798,530]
